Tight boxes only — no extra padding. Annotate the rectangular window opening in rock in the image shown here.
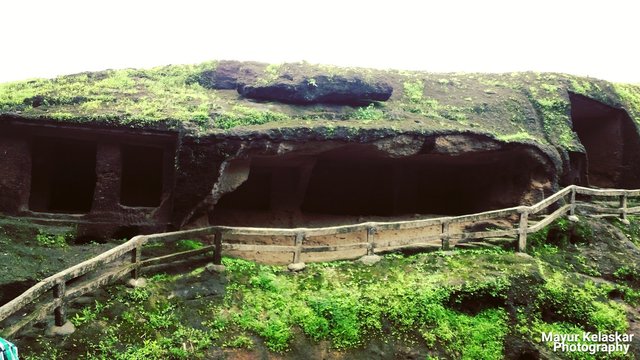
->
[120,145,164,207]
[29,137,97,213]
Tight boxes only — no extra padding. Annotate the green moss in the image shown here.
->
[569,78,595,95]
[613,83,640,124]
[215,105,289,129]
[0,62,220,125]
[23,244,637,359]
[496,131,536,142]
[528,94,577,148]
[1,61,638,154]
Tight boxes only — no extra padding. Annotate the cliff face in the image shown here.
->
[1,61,640,235]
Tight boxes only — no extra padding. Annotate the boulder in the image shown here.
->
[46,320,75,336]
[126,277,147,288]
[238,74,393,105]
[358,254,382,266]
[206,263,227,273]
[288,262,306,272]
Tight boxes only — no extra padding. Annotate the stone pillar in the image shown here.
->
[91,143,122,212]
[0,138,31,213]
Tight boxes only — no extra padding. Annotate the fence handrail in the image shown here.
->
[1,184,638,337]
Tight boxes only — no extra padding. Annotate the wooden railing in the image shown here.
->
[1,185,638,338]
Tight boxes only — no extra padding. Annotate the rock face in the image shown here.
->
[288,262,306,272]
[196,60,248,90]
[358,255,382,266]
[196,61,394,105]
[238,74,393,105]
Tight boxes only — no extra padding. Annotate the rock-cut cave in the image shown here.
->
[569,93,640,189]
[213,142,551,228]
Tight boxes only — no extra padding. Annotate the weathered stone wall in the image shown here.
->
[0,119,178,240]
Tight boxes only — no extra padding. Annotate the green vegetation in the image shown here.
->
[610,215,640,247]
[347,103,385,121]
[613,83,640,124]
[22,221,640,359]
[1,60,638,148]
[403,80,424,102]
[0,63,228,125]
[496,131,536,142]
[35,229,71,247]
[175,239,204,251]
[215,105,289,129]
[256,63,282,85]
[24,250,523,359]
[71,300,109,326]
[527,90,576,148]
[401,94,468,123]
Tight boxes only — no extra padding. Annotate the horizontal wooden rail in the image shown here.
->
[140,246,215,268]
[529,187,572,214]
[3,184,640,338]
[528,204,572,233]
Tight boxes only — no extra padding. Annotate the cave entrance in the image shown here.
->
[214,145,546,227]
[570,93,640,188]
[120,145,164,207]
[29,137,97,213]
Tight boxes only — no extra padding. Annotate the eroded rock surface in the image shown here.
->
[238,74,393,105]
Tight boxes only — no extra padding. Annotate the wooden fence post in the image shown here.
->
[620,193,628,222]
[293,233,304,263]
[130,243,142,280]
[441,220,450,251]
[53,281,67,327]
[518,209,529,252]
[569,187,576,216]
[366,226,376,255]
[213,231,223,265]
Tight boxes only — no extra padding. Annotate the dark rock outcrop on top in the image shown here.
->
[237,74,393,105]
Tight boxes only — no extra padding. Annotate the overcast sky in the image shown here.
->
[1,0,638,83]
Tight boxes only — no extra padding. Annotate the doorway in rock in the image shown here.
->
[29,137,97,213]
[213,145,548,228]
[570,93,640,188]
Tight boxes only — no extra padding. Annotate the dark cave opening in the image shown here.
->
[29,137,97,213]
[214,144,547,227]
[120,145,164,207]
[570,93,640,188]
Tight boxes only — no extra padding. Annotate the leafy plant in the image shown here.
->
[71,300,108,326]
[35,230,70,247]
[403,80,424,103]
[348,103,384,121]
[176,239,204,251]
[614,265,639,281]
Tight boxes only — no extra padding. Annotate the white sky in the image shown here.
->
[1,0,639,83]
